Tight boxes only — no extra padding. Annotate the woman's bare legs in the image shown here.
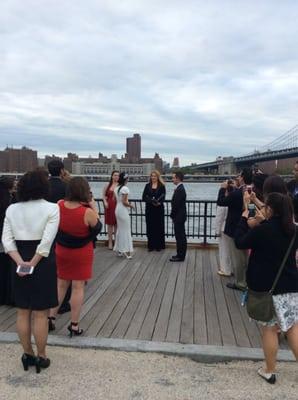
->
[70,280,85,328]
[107,225,114,249]
[16,309,34,355]
[32,310,49,358]
[49,279,71,318]
[286,323,298,360]
[261,325,279,373]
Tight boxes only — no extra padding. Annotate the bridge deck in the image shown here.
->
[0,247,288,349]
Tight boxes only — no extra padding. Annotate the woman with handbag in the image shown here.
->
[235,192,298,384]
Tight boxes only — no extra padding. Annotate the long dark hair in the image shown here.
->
[105,170,119,195]
[118,172,128,194]
[265,193,295,236]
[263,175,287,199]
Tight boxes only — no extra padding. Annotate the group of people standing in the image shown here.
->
[103,169,187,262]
[215,166,298,384]
[0,164,188,374]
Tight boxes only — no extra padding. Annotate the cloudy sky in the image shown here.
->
[1,0,298,165]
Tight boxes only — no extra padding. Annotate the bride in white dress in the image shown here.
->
[113,173,134,259]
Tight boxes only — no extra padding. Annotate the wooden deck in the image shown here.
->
[0,247,288,349]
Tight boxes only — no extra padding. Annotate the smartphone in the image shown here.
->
[17,264,34,275]
[248,203,256,218]
[246,185,252,194]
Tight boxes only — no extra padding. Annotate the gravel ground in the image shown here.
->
[0,343,297,400]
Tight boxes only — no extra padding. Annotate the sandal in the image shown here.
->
[217,270,232,277]
[67,322,83,338]
[48,316,56,332]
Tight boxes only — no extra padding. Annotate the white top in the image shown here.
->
[1,199,59,257]
[119,186,129,196]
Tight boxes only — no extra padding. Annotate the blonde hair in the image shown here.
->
[150,170,165,186]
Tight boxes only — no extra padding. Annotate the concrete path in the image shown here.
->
[0,343,297,400]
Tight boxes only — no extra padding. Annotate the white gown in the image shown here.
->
[113,186,133,253]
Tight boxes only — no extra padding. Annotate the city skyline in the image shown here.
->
[1,1,298,165]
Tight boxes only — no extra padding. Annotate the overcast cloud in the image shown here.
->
[0,0,298,165]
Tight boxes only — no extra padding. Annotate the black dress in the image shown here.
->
[14,240,58,310]
[0,189,14,306]
[142,184,166,251]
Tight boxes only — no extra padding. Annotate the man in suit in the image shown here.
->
[217,168,252,290]
[48,160,67,203]
[47,160,71,316]
[170,171,187,262]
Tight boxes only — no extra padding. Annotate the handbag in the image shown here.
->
[246,231,296,322]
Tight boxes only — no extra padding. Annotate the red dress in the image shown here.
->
[56,201,94,281]
[104,188,117,225]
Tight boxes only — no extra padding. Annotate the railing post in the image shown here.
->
[203,202,208,246]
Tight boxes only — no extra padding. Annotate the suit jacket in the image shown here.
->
[217,187,243,238]
[48,177,66,203]
[170,184,187,223]
[287,179,298,222]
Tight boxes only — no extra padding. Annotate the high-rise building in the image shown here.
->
[0,146,38,172]
[172,157,180,169]
[126,133,141,163]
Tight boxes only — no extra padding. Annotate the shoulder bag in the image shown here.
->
[246,231,296,322]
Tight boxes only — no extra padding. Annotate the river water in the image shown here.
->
[89,182,220,201]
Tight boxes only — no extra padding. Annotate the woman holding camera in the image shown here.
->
[2,171,59,373]
[235,193,298,384]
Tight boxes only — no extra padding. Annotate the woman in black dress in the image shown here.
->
[2,171,59,373]
[0,176,15,305]
[142,170,166,251]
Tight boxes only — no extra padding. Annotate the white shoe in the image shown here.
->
[257,368,276,384]
[117,252,123,257]
[123,252,132,260]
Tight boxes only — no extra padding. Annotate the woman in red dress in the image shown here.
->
[103,171,119,249]
[49,177,99,336]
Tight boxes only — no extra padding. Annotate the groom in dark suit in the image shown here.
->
[170,171,187,262]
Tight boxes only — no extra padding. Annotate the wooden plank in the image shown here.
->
[85,260,143,336]
[56,256,129,334]
[180,250,195,344]
[99,252,155,338]
[152,260,180,342]
[125,250,169,340]
[111,252,161,339]
[203,250,222,346]
[209,250,236,346]
[137,253,172,341]
[193,250,207,345]
[221,276,251,348]
[166,255,188,343]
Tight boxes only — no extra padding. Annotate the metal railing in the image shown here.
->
[95,199,218,245]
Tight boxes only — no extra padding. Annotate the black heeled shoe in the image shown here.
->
[35,356,51,374]
[21,353,36,371]
[48,316,56,332]
[67,322,83,338]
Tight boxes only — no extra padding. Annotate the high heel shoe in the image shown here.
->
[123,252,132,260]
[21,353,36,371]
[67,322,83,338]
[48,316,56,332]
[35,356,51,374]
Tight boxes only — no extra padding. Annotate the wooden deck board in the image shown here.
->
[0,247,285,351]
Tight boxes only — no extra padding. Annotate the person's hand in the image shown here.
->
[17,261,34,277]
[243,190,251,207]
[250,191,257,203]
[130,203,135,210]
[255,207,266,223]
[242,209,249,219]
